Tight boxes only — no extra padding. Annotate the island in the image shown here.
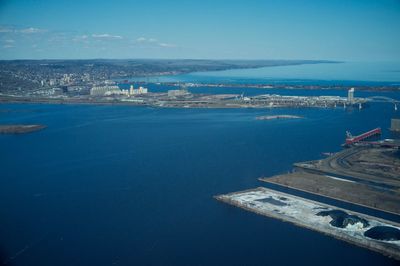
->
[0,124,46,134]
[256,115,303,120]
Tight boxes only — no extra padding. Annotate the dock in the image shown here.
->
[216,187,400,260]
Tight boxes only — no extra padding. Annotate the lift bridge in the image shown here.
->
[367,96,399,111]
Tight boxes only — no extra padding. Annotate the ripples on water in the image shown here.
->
[0,82,399,265]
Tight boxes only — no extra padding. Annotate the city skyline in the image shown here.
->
[0,0,399,61]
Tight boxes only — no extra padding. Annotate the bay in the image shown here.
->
[0,97,399,265]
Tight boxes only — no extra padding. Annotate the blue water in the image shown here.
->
[0,96,399,265]
[128,61,400,85]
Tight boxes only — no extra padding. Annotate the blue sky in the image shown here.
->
[0,0,399,60]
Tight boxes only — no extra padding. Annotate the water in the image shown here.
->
[0,98,399,265]
[128,61,400,85]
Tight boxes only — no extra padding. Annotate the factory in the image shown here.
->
[129,85,148,95]
[90,85,120,96]
[90,84,148,96]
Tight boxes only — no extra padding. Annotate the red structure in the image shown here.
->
[345,128,382,146]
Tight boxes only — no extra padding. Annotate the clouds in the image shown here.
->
[2,39,15,49]
[134,36,177,48]
[158,42,177,48]
[0,24,180,58]
[136,37,157,43]
[72,34,89,42]
[92,33,123,40]
[19,27,47,34]
[0,25,47,34]
[0,26,13,33]
[72,33,176,49]
[136,37,147,42]
[72,33,176,48]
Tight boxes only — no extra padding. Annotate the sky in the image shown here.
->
[0,0,399,61]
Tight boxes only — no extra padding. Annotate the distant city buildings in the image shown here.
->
[90,84,148,96]
[104,80,115,85]
[129,85,148,95]
[90,85,120,96]
[62,74,72,84]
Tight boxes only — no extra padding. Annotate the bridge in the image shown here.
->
[367,96,399,103]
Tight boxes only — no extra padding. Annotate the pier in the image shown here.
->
[216,187,400,260]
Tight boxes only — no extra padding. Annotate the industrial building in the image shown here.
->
[90,85,121,96]
[129,85,148,95]
[90,85,148,96]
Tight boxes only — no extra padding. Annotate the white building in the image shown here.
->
[104,89,129,96]
[348,88,355,103]
[90,85,121,96]
[129,85,148,95]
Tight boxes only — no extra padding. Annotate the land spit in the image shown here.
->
[255,115,303,120]
[0,124,46,134]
